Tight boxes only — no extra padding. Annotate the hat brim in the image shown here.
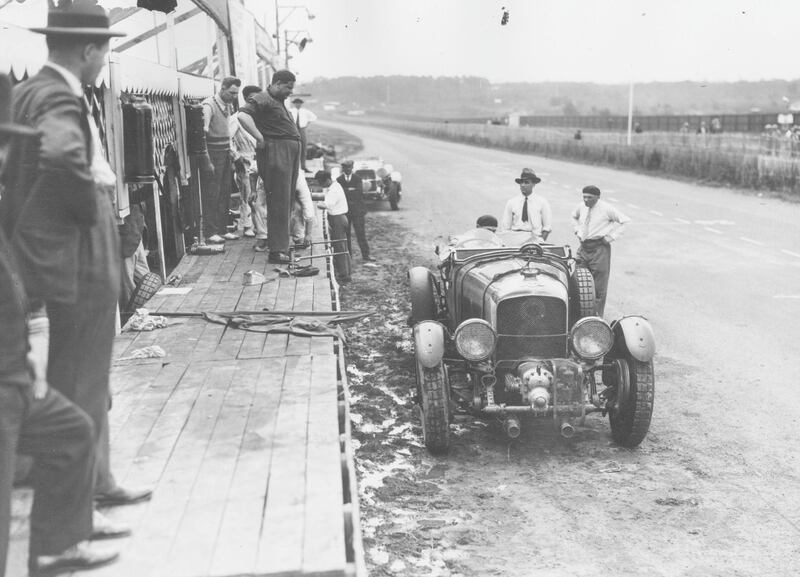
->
[515,177,541,184]
[0,123,39,137]
[29,26,126,37]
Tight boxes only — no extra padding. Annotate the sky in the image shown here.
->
[246,0,800,84]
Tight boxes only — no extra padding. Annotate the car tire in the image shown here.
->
[607,357,654,448]
[417,363,450,453]
[570,267,596,321]
[127,271,162,312]
[408,267,437,323]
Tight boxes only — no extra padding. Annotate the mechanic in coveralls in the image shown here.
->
[571,185,630,317]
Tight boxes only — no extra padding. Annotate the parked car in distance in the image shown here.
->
[352,157,385,200]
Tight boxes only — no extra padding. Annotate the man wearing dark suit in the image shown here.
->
[0,70,118,576]
[337,160,374,262]
[0,0,151,532]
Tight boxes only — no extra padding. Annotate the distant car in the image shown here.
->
[352,157,385,200]
[408,231,656,453]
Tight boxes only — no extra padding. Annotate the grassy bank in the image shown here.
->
[336,117,800,199]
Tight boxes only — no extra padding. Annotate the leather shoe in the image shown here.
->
[29,542,119,576]
[363,256,376,262]
[91,510,132,540]
[254,239,269,252]
[94,486,152,507]
[268,252,291,264]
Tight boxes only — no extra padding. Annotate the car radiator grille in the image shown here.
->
[496,296,568,360]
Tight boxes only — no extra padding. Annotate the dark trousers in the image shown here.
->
[577,240,611,317]
[258,139,300,254]
[200,149,232,238]
[47,297,117,494]
[1,385,94,573]
[346,212,369,259]
[327,213,351,281]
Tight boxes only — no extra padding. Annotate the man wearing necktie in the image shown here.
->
[571,185,631,317]
[290,98,316,173]
[499,168,552,242]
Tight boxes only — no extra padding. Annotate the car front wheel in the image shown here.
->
[606,357,654,447]
[417,363,450,453]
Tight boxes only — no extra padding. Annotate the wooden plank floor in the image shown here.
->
[8,220,361,577]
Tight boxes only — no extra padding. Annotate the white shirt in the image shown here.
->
[295,169,315,221]
[499,193,552,240]
[44,62,116,189]
[322,181,348,216]
[289,106,317,129]
[571,199,630,242]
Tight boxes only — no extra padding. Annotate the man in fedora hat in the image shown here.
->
[1,0,151,549]
[499,168,552,242]
[571,185,630,317]
[289,97,316,172]
[0,73,118,577]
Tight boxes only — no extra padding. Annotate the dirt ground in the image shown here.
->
[338,205,795,577]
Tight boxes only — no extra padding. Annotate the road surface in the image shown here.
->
[327,120,800,576]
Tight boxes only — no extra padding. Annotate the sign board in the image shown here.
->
[228,0,257,85]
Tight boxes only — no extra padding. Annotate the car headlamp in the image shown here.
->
[570,317,614,360]
[453,319,497,362]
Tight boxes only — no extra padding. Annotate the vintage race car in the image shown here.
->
[408,230,655,452]
[352,157,385,199]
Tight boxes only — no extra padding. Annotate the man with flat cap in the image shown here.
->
[499,167,552,242]
[337,159,374,262]
[289,97,317,172]
[571,185,631,317]
[0,69,119,575]
[0,0,151,552]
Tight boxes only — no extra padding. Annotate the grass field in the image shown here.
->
[336,116,800,199]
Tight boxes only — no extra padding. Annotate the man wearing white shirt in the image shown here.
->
[499,168,552,242]
[315,170,351,283]
[570,185,631,317]
[290,98,317,172]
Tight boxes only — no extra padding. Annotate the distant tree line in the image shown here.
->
[299,76,800,118]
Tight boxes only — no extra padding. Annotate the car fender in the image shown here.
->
[413,321,446,369]
[611,316,656,362]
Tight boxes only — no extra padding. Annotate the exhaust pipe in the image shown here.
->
[504,415,521,439]
[560,421,575,439]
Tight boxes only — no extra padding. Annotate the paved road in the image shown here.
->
[327,121,800,574]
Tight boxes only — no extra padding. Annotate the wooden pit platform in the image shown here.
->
[8,218,366,577]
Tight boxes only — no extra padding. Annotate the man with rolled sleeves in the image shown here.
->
[237,69,301,264]
[571,185,630,317]
[0,0,151,520]
[0,70,117,576]
[337,160,374,262]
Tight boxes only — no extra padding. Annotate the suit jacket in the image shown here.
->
[337,174,366,216]
[0,66,102,305]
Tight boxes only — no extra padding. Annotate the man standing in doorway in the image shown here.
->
[337,160,373,262]
[0,0,152,523]
[202,76,241,243]
[238,69,301,264]
[499,168,552,242]
[289,97,316,173]
[571,185,630,317]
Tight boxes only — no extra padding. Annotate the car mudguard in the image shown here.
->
[610,316,656,362]
[413,321,446,369]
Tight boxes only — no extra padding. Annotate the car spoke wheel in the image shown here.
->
[607,357,654,447]
[408,267,437,323]
[570,267,596,321]
[417,363,450,453]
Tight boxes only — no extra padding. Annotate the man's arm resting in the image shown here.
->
[238,112,265,148]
